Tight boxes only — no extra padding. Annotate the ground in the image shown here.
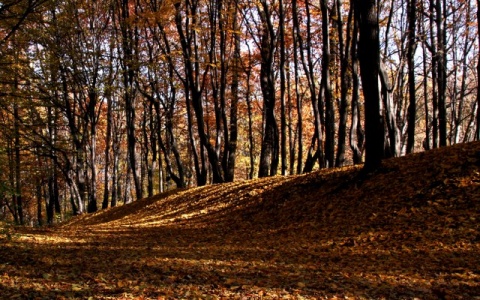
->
[1,142,480,299]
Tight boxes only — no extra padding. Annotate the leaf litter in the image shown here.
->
[2,142,480,299]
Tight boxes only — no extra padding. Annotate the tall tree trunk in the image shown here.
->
[454,0,471,144]
[225,4,240,181]
[292,0,303,174]
[335,0,350,167]
[293,0,323,172]
[354,0,384,171]
[279,0,287,175]
[406,0,417,153]
[475,0,480,141]
[87,90,98,213]
[156,26,187,188]
[321,0,335,168]
[436,0,447,146]
[102,87,112,209]
[287,63,295,175]
[46,106,59,223]
[111,135,119,208]
[142,103,153,197]
[118,0,142,200]
[428,0,439,148]
[379,63,401,157]
[350,9,364,164]
[258,0,278,178]
[174,0,223,184]
[7,141,18,223]
[13,45,23,224]
[245,66,255,180]
[14,115,23,226]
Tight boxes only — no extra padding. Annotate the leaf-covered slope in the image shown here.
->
[67,141,480,237]
[3,142,480,299]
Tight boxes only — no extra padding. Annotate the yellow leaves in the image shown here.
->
[71,283,83,291]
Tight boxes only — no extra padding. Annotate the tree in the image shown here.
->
[321,0,335,168]
[350,10,365,165]
[406,0,417,153]
[117,0,143,200]
[257,0,279,178]
[477,0,480,141]
[354,0,384,171]
[334,0,351,167]
[0,0,47,45]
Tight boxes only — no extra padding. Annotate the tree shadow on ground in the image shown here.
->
[2,221,480,299]
[3,142,480,299]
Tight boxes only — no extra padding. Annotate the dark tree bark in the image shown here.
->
[427,0,439,148]
[13,95,23,225]
[0,0,47,44]
[435,0,447,146]
[118,0,142,200]
[306,0,325,170]
[335,0,350,167]
[406,0,417,154]
[102,79,113,209]
[354,0,384,171]
[86,89,98,213]
[110,116,121,207]
[350,7,364,164]
[476,0,480,141]
[292,0,303,174]
[174,0,224,184]
[155,21,187,189]
[420,4,431,150]
[321,0,335,168]
[379,63,401,157]
[258,0,278,178]
[224,2,240,181]
[279,0,287,175]
[45,107,60,223]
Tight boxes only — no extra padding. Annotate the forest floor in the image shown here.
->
[2,143,480,299]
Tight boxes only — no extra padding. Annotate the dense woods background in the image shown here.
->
[1,0,479,225]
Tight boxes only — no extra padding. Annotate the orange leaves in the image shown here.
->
[2,142,480,298]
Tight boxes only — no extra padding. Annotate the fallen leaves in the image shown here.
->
[2,142,480,299]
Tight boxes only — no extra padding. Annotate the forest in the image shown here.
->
[1,0,480,225]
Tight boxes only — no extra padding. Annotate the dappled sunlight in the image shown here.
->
[2,142,480,298]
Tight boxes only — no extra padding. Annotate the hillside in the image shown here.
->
[2,142,480,299]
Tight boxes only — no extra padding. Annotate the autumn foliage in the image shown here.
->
[1,142,480,299]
